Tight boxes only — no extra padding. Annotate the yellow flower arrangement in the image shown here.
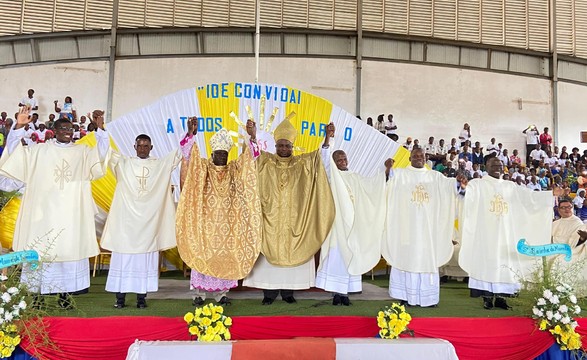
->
[376,303,414,339]
[0,274,27,359]
[184,303,232,342]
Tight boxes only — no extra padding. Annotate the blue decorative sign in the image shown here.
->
[0,250,40,270]
[517,239,572,262]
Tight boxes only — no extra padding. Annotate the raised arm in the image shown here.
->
[92,110,110,160]
[321,123,335,178]
[5,107,32,154]
[245,119,260,159]
[180,116,198,159]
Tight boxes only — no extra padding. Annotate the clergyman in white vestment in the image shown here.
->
[316,148,390,305]
[459,157,559,310]
[550,199,587,295]
[382,148,467,307]
[0,108,110,309]
[101,134,180,309]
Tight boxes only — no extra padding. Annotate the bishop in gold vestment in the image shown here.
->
[176,123,262,305]
[243,119,335,304]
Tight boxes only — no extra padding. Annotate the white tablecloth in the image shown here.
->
[126,338,459,360]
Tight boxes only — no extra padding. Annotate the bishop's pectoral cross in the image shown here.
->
[136,166,150,195]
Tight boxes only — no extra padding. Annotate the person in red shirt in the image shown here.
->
[539,127,552,151]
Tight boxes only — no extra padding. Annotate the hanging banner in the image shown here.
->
[107,82,410,178]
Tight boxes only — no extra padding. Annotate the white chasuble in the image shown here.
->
[552,216,585,249]
[0,142,109,261]
[382,166,457,273]
[101,150,181,254]
[319,159,386,276]
[459,176,553,284]
[550,216,587,293]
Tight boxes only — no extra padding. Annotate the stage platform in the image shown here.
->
[11,276,584,360]
[126,338,459,360]
[17,315,586,360]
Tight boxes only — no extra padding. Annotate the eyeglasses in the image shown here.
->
[558,206,573,210]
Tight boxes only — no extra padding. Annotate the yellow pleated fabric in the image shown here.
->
[0,197,20,249]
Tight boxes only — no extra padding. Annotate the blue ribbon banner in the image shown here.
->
[0,250,40,269]
[517,239,572,262]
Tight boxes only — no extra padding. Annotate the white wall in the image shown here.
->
[0,61,109,122]
[0,56,584,155]
[362,61,553,156]
[558,82,587,151]
[111,57,356,119]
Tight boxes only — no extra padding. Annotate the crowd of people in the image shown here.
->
[1,95,587,313]
[0,89,96,156]
[363,115,587,221]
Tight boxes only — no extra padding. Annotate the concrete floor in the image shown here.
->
[149,278,391,301]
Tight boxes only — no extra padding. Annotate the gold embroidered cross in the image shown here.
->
[136,166,150,195]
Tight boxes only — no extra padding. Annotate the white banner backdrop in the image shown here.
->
[106,83,409,184]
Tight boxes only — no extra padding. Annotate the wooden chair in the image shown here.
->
[369,257,391,280]
[92,249,111,277]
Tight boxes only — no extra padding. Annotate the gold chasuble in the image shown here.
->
[257,150,335,267]
[176,142,262,280]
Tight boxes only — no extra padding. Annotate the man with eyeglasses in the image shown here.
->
[550,199,587,291]
[0,107,110,309]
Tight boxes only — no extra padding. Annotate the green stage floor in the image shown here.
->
[39,271,585,319]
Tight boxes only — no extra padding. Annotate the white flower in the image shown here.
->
[11,309,19,318]
[18,301,26,310]
[6,287,18,295]
[537,310,544,317]
[556,285,564,292]
[5,313,13,322]
[0,317,5,325]
[543,289,553,299]
[559,305,568,313]
[1,293,11,303]
[537,298,547,306]
[533,307,540,315]
[546,311,554,320]
[0,275,7,281]
[554,312,562,320]
[572,321,579,329]
[550,295,560,304]
[562,316,571,324]
[563,283,572,290]
[574,305,581,314]
[570,295,577,304]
